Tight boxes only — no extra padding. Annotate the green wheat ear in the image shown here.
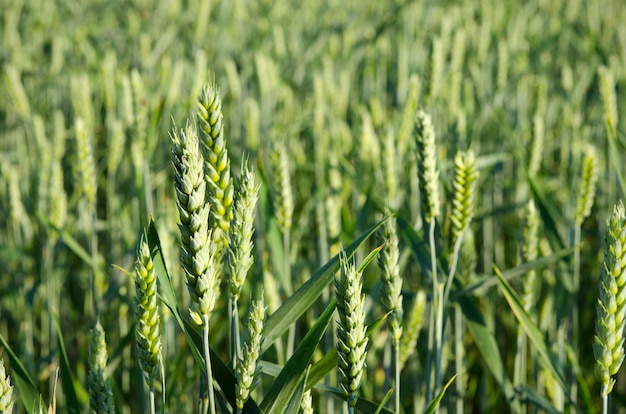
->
[170,125,220,326]
[594,201,626,397]
[0,358,14,414]
[336,254,368,410]
[415,109,440,224]
[399,290,426,369]
[228,160,260,302]
[134,232,162,386]
[196,82,234,254]
[450,149,478,246]
[88,320,115,414]
[377,212,403,344]
[574,145,599,226]
[236,297,266,412]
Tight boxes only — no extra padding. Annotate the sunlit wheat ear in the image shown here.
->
[0,358,14,414]
[594,202,626,397]
[574,145,599,226]
[399,290,427,369]
[270,140,294,235]
[88,321,115,414]
[336,254,368,410]
[134,232,162,385]
[228,160,260,302]
[414,109,440,223]
[450,150,478,246]
[599,66,619,133]
[236,297,266,412]
[170,125,220,325]
[377,212,403,344]
[196,83,234,253]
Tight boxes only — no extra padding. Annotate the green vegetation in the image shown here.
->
[1,0,626,412]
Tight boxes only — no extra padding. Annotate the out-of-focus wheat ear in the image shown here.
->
[599,66,619,134]
[426,37,445,104]
[415,109,440,224]
[594,202,626,400]
[377,212,403,344]
[228,160,260,302]
[574,145,599,226]
[335,254,368,411]
[74,117,97,212]
[521,199,539,311]
[381,129,399,209]
[3,64,31,120]
[399,290,426,370]
[70,74,94,132]
[88,320,115,414]
[0,358,14,414]
[236,297,266,412]
[450,150,478,247]
[134,232,162,386]
[48,161,68,245]
[299,389,313,414]
[270,139,294,236]
[196,83,234,254]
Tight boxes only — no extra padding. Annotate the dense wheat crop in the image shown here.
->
[1,0,626,412]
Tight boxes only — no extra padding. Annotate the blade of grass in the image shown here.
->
[424,374,457,414]
[54,315,82,414]
[260,298,336,414]
[494,265,574,406]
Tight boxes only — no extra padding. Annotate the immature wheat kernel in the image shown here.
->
[415,109,440,223]
[88,321,115,414]
[336,254,369,408]
[594,202,626,396]
[197,83,234,253]
[0,358,14,414]
[574,145,599,226]
[134,232,162,385]
[236,298,266,411]
[171,125,220,326]
[228,160,260,301]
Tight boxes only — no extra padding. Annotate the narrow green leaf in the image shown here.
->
[457,294,520,412]
[494,265,573,405]
[456,247,574,297]
[374,387,394,414]
[325,386,395,414]
[263,218,387,351]
[283,366,310,414]
[517,385,560,413]
[424,374,457,414]
[54,316,82,414]
[0,333,41,413]
[37,212,93,267]
[260,299,336,414]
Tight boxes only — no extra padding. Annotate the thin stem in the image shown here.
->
[149,381,156,414]
[571,224,581,404]
[454,305,464,414]
[394,338,400,414]
[230,298,241,370]
[203,319,216,414]
[425,221,437,401]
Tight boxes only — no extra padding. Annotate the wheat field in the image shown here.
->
[1,0,626,412]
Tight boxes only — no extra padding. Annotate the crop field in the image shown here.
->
[1,0,626,412]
